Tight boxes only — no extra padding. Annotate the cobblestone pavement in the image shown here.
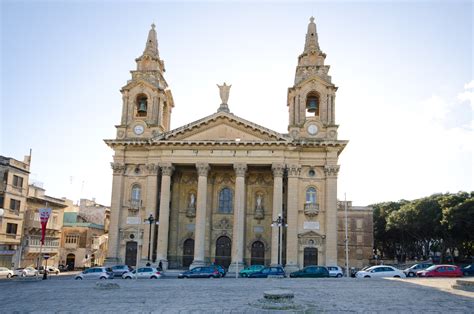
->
[1,277,473,313]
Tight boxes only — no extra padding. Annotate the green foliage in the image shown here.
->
[371,192,474,263]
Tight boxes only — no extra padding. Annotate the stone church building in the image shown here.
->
[105,18,370,272]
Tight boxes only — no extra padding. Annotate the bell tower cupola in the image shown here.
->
[287,17,338,140]
[116,23,174,140]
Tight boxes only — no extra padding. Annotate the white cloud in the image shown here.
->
[464,80,474,90]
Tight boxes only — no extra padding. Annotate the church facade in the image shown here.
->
[105,18,351,272]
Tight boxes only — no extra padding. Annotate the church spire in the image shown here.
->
[136,23,165,72]
[304,17,320,52]
[143,23,159,59]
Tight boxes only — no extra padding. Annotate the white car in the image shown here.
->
[355,265,406,278]
[13,267,39,277]
[122,267,162,279]
[327,266,344,278]
[75,267,113,280]
[0,267,14,279]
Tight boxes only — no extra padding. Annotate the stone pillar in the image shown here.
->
[191,163,210,269]
[143,163,159,263]
[324,165,339,266]
[156,163,174,270]
[271,163,284,265]
[285,164,300,273]
[121,91,129,125]
[105,162,126,265]
[229,163,247,273]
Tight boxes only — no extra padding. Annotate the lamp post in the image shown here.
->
[144,214,154,262]
[271,214,287,266]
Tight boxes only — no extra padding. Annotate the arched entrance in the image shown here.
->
[303,247,318,266]
[250,241,265,265]
[182,239,194,268]
[66,253,75,270]
[215,236,231,268]
[125,241,138,266]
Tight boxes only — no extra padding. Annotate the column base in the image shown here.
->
[227,261,245,274]
[190,259,206,269]
[284,264,300,275]
[104,257,120,267]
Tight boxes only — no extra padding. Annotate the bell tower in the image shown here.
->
[116,24,174,139]
[287,17,338,140]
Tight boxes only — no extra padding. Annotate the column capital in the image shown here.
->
[160,163,174,176]
[324,165,340,177]
[146,163,159,175]
[271,163,285,177]
[196,163,210,177]
[233,163,247,177]
[110,162,126,175]
[287,164,301,177]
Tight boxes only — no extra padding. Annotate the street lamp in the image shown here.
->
[144,214,155,262]
[271,214,287,266]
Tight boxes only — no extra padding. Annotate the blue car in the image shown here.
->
[178,266,221,279]
[248,266,285,278]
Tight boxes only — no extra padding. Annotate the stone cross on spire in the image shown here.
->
[304,16,320,52]
[143,23,159,59]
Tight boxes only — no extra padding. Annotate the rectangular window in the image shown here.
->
[66,235,79,244]
[9,199,21,211]
[356,219,363,230]
[6,223,18,234]
[0,195,4,208]
[12,175,23,188]
[357,235,363,244]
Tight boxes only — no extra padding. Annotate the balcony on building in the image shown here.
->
[304,202,320,216]
[24,236,60,254]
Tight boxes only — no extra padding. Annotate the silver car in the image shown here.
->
[327,266,344,278]
[13,267,38,277]
[0,267,14,279]
[75,267,113,280]
[122,267,162,279]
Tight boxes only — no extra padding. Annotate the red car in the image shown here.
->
[417,265,463,277]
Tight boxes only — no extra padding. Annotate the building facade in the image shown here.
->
[105,18,349,272]
[0,155,30,268]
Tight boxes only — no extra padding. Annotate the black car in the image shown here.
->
[290,266,329,278]
[111,265,134,278]
[462,264,474,276]
[178,266,221,278]
[248,266,285,278]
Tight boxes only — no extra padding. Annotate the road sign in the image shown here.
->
[43,254,50,260]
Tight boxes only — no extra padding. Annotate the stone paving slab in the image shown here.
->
[1,277,473,313]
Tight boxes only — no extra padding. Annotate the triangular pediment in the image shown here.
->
[298,230,324,238]
[154,112,289,142]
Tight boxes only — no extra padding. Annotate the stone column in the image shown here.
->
[271,163,284,265]
[121,91,129,125]
[229,163,247,273]
[285,164,300,273]
[191,163,210,269]
[324,165,339,266]
[143,163,159,263]
[156,163,174,270]
[105,162,126,265]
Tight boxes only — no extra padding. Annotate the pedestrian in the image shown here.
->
[146,262,151,266]
[158,260,162,270]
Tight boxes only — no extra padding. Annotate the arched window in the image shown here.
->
[306,92,320,116]
[131,184,141,208]
[136,94,148,117]
[306,187,317,204]
[218,188,233,213]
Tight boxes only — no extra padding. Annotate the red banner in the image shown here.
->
[39,208,51,245]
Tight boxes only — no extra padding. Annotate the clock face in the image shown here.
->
[133,125,144,135]
[307,124,318,135]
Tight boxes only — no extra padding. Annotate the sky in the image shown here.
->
[1,0,473,206]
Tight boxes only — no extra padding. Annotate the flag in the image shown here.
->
[39,208,52,245]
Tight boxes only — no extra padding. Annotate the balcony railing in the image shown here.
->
[24,236,60,253]
[304,202,320,216]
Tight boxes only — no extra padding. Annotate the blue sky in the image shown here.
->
[1,1,472,206]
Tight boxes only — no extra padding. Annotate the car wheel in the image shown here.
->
[151,276,158,279]
[7,273,11,279]
[241,273,248,278]
[21,272,26,277]
[56,271,59,275]
[394,275,401,278]
[336,274,342,278]
[75,277,82,280]
[364,275,370,278]
[208,275,214,278]
[99,276,107,280]
[125,276,131,279]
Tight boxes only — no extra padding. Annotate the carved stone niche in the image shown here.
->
[186,191,197,218]
[304,202,320,216]
[254,192,264,220]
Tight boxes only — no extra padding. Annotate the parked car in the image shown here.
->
[212,264,227,277]
[0,267,14,279]
[327,266,344,278]
[417,265,463,278]
[122,267,162,279]
[461,264,474,276]
[239,265,265,277]
[403,262,433,277]
[355,265,406,278]
[38,266,60,275]
[58,264,71,272]
[248,266,285,278]
[110,265,134,278]
[75,267,113,280]
[178,266,221,279]
[290,266,329,278]
[13,267,39,277]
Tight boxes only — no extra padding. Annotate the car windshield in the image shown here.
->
[425,266,437,271]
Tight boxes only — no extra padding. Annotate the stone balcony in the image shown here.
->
[304,202,320,216]
[24,236,60,254]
